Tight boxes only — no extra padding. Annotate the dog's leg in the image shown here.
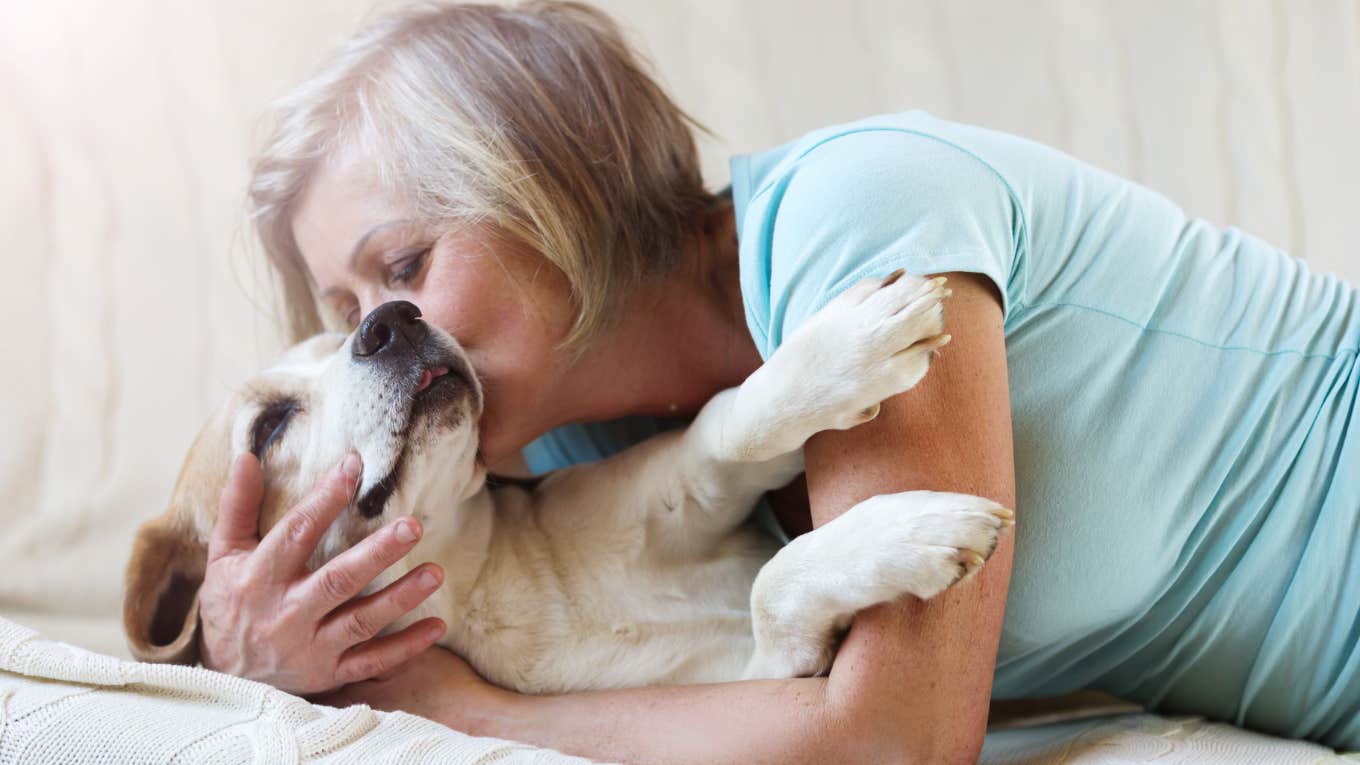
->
[694,270,952,466]
[554,271,953,552]
[645,270,954,545]
[741,490,1014,680]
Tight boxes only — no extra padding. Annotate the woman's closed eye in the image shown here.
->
[328,240,432,328]
[384,246,430,288]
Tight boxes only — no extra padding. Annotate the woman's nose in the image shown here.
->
[352,300,424,358]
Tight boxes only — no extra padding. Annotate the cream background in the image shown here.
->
[0,1,1357,753]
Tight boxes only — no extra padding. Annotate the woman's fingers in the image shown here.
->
[334,617,447,686]
[320,562,445,647]
[208,453,266,563]
[199,451,439,694]
[256,453,363,579]
[302,514,426,617]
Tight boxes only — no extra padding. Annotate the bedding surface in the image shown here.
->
[0,617,593,764]
[2,617,1353,764]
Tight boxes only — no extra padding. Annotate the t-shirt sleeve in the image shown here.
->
[520,416,690,475]
[755,129,1021,355]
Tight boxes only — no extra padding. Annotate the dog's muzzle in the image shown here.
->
[352,299,479,410]
[349,300,481,519]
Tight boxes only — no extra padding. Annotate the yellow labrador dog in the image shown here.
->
[124,271,1012,693]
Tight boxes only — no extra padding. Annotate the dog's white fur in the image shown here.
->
[124,271,1012,692]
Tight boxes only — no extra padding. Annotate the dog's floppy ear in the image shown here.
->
[124,410,233,664]
[123,511,207,664]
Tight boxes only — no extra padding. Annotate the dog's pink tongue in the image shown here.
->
[414,367,450,394]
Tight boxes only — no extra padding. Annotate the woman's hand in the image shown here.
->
[199,452,448,696]
[314,646,510,734]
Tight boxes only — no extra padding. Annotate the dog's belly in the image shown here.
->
[449,524,780,694]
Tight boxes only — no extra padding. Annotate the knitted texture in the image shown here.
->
[981,714,1356,764]
[2,615,1354,764]
[0,617,596,764]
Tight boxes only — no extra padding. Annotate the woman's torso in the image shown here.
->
[526,111,1360,746]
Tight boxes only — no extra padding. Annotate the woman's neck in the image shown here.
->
[566,201,762,423]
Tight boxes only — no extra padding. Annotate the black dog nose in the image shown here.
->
[353,300,423,358]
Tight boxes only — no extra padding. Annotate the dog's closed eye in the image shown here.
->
[250,399,300,459]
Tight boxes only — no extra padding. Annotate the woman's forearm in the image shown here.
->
[481,674,910,764]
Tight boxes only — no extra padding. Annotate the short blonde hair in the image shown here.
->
[249,1,715,346]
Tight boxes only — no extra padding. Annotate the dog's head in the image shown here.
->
[123,300,485,663]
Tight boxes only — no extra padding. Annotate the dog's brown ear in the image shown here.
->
[123,512,206,665]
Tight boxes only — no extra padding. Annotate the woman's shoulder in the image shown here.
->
[732,111,1058,216]
[730,112,1030,356]
[730,112,1029,283]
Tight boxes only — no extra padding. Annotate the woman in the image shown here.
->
[195,2,1360,761]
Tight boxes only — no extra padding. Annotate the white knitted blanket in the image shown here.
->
[2,614,1354,764]
[0,616,594,764]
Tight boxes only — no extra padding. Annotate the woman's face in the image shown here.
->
[290,150,578,464]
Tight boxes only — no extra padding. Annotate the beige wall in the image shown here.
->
[1,0,1357,655]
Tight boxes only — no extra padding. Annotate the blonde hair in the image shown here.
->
[249,1,715,347]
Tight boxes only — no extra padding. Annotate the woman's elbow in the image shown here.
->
[827,696,988,765]
[871,724,986,764]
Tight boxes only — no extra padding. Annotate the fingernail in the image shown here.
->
[394,517,420,544]
[418,568,440,589]
[341,453,362,482]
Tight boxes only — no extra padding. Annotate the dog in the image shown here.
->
[123,270,1012,693]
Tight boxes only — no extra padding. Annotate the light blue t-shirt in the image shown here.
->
[523,111,1360,747]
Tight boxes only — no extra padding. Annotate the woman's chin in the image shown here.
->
[476,420,532,473]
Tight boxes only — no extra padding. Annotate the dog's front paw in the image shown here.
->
[846,490,1014,601]
[742,490,1013,681]
[775,269,951,427]
[720,270,953,463]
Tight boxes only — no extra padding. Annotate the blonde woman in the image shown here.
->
[195,2,1360,761]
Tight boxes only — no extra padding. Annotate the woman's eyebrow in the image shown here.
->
[346,219,414,270]
[316,219,417,300]
[315,217,416,300]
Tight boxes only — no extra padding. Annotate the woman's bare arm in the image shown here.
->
[332,272,1015,764]
[803,271,1015,761]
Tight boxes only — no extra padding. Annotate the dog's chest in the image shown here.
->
[448,524,779,694]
